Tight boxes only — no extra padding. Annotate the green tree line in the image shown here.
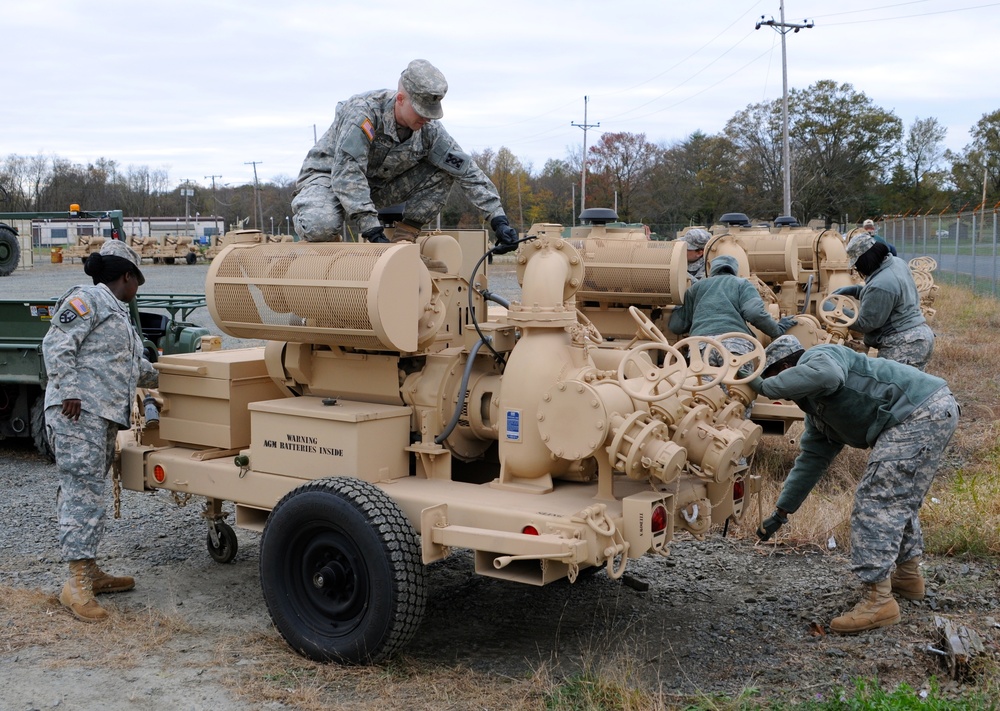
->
[4,79,999,237]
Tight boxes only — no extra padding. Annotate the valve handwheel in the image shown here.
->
[617,342,686,402]
[819,294,859,329]
[627,305,668,344]
[709,332,766,384]
[672,335,730,392]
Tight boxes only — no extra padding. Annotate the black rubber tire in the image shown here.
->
[164,256,176,265]
[30,395,54,462]
[185,251,197,264]
[259,477,426,664]
[0,225,21,277]
[207,520,239,563]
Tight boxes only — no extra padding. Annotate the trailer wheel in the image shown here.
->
[207,520,238,563]
[0,225,21,277]
[164,256,176,265]
[259,477,426,664]
[30,396,54,462]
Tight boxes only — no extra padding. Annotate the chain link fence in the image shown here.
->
[883,213,1000,298]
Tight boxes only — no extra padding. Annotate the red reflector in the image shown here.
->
[651,505,667,533]
[522,525,539,536]
[733,480,745,500]
[153,464,166,483]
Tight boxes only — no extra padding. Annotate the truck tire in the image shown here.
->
[259,477,426,664]
[30,396,54,462]
[0,224,21,277]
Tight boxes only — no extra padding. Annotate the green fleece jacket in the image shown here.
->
[752,344,946,513]
[669,256,783,338]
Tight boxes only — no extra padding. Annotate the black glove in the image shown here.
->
[490,216,519,255]
[362,226,390,244]
[777,316,798,335]
[757,509,788,541]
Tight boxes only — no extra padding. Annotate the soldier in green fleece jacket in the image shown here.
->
[668,254,796,365]
[752,335,959,634]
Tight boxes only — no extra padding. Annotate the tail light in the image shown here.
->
[522,525,539,536]
[651,504,667,534]
[733,479,745,501]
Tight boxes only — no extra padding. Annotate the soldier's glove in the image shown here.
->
[777,316,798,335]
[757,509,788,541]
[362,226,390,244]
[490,216,519,255]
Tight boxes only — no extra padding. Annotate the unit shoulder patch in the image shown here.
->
[59,310,78,324]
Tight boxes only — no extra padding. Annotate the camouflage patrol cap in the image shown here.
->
[846,232,876,267]
[763,335,804,373]
[683,228,712,251]
[100,239,145,285]
[400,59,448,120]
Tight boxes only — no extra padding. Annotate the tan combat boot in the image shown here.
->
[390,223,447,273]
[83,559,135,594]
[59,559,108,622]
[891,557,925,601]
[830,578,900,634]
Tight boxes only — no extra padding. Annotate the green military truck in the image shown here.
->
[0,293,212,457]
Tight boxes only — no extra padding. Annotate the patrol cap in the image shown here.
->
[862,219,875,228]
[682,228,712,251]
[100,239,145,285]
[846,232,876,267]
[763,335,804,373]
[400,59,447,120]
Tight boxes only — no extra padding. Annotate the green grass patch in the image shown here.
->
[923,467,1000,556]
[544,672,654,710]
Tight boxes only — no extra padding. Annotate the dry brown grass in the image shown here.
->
[215,629,549,711]
[732,283,1000,556]
[0,584,191,667]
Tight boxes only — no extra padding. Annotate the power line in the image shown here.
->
[817,1,1000,24]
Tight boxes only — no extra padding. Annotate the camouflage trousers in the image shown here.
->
[874,323,934,370]
[47,407,120,561]
[292,162,455,242]
[850,386,958,583]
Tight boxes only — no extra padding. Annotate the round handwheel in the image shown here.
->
[710,332,766,384]
[908,256,937,272]
[575,308,603,344]
[672,335,730,391]
[911,269,935,294]
[628,305,668,344]
[207,520,239,563]
[617,342,686,402]
[819,294,859,329]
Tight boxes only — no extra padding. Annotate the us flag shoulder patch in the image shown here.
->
[360,118,375,142]
[68,297,90,317]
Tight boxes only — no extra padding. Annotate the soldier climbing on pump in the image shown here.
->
[291,59,520,270]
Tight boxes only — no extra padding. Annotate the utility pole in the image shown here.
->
[244,161,264,230]
[756,4,813,218]
[179,179,194,234]
[571,96,600,216]
[204,174,222,234]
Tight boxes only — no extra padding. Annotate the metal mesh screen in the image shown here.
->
[572,239,683,306]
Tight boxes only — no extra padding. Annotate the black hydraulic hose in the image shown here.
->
[435,337,486,445]
[466,236,535,363]
[801,273,814,314]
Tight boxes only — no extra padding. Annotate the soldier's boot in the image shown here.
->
[390,222,447,273]
[830,579,900,634]
[891,557,925,601]
[59,560,109,622]
[83,558,136,594]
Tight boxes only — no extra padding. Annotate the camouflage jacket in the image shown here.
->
[294,89,504,234]
[43,284,158,427]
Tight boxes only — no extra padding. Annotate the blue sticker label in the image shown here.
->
[504,409,521,442]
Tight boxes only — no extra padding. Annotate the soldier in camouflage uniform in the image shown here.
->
[43,240,159,622]
[753,335,959,634]
[291,59,519,262]
[834,232,934,369]
[681,228,711,282]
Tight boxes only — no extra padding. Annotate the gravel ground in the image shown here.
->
[1,257,997,710]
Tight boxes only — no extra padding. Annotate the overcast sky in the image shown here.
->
[5,0,999,192]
